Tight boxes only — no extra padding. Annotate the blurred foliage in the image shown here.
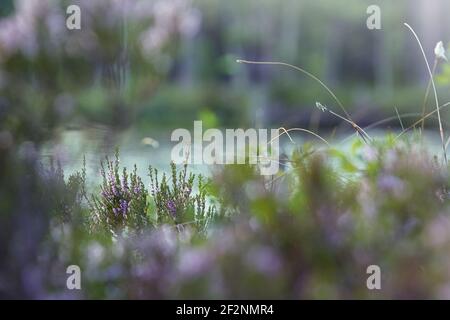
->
[0,0,199,142]
[3,135,450,298]
[1,0,450,137]
[3,0,450,300]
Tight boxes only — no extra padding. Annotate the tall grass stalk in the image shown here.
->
[396,102,450,139]
[404,23,447,164]
[236,59,371,143]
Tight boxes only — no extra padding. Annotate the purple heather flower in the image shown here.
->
[119,199,129,216]
[167,200,177,218]
[111,183,119,197]
[121,175,129,191]
[102,190,113,200]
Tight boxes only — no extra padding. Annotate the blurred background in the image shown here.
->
[1,0,450,174]
[2,0,450,300]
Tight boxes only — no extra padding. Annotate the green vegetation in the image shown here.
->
[4,134,450,298]
[2,0,450,299]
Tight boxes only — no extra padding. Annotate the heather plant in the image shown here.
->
[5,134,450,299]
[89,151,148,236]
[0,148,89,298]
[182,139,450,299]
[45,157,87,224]
[4,2,450,299]
[149,162,216,233]
[65,138,450,299]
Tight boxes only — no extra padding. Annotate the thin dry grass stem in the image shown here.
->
[248,155,291,167]
[396,102,450,139]
[339,105,450,146]
[371,113,431,130]
[275,127,295,144]
[268,127,331,147]
[365,114,421,131]
[325,107,371,143]
[394,106,404,131]
[404,23,447,164]
[236,59,371,143]
[237,59,350,118]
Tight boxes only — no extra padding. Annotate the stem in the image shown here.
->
[236,59,371,143]
[404,23,447,165]
[236,59,352,120]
